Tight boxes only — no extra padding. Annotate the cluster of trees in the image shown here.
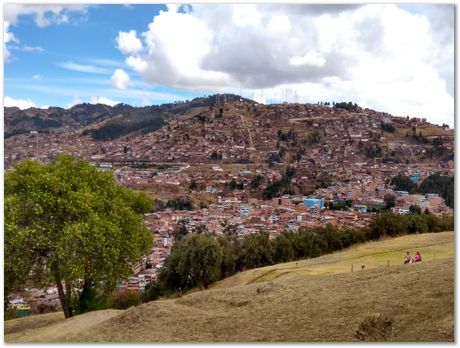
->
[364,144,383,158]
[142,212,453,303]
[381,122,395,133]
[390,174,417,194]
[5,156,153,317]
[367,213,453,239]
[390,173,454,208]
[250,174,265,189]
[209,151,223,160]
[418,173,454,209]
[325,199,353,210]
[262,167,296,200]
[225,179,244,191]
[277,129,296,142]
[166,197,194,210]
[267,152,282,165]
[334,102,360,112]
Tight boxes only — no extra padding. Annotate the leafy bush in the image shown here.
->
[110,289,141,309]
[142,282,166,303]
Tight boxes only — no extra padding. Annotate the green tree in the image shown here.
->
[368,213,404,239]
[237,232,274,270]
[383,194,396,209]
[250,174,264,189]
[418,173,454,209]
[390,174,417,194]
[161,234,223,290]
[5,155,152,318]
[273,232,295,263]
[173,219,189,241]
[409,204,422,215]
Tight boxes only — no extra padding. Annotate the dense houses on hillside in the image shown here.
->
[4,101,454,294]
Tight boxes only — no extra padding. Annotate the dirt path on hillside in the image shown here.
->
[5,309,123,342]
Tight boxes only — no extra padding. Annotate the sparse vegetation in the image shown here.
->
[355,314,394,342]
[83,110,165,140]
[166,197,194,210]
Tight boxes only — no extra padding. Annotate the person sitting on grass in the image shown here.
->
[414,251,422,262]
[404,251,413,264]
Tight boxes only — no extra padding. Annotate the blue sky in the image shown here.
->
[4,4,204,108]
[3,4,455,126]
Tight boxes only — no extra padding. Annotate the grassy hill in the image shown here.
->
[5,231,454,342]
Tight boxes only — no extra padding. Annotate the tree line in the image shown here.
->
[141,212,453,303]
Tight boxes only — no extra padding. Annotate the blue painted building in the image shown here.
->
[303,198,325,209]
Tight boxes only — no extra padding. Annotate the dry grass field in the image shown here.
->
[395,125,453,138]
[5,231,454,342]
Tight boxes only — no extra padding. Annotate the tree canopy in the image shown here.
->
[159,233,223,290]
[5,155,153,317]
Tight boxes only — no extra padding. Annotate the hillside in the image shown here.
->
[3,94,254,139]
[4,95,454,173]
[5,231,454,342]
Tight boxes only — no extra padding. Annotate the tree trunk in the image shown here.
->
[65,282,73,316]
[53,268,73,318]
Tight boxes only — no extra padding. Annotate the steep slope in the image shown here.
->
[5,232,454,342]
[3,94,256,139]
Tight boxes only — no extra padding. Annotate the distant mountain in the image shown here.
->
[4,94,257,139]
[4,103,135,138]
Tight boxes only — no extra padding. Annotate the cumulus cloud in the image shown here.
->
[67,96,120,108]
[115,4,454,126]
[126,55,148,73]
[90,96,120,106]
[4,96,37,109]
[116,30,143,54]
[111,69,130,89]
[4,4,89,27]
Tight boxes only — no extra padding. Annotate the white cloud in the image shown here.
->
[126,56,148,73]
[110,69,130,90]
[290,51,326,67]
[4,96,37,109]
[67,96,120,108]
[58,61,111,74]
[90,97,120,106]
[116,30,143,54]
[23,45,45,53]
[32,75,43,80]
[116,4,453,126]
[4,22,19,61]
[4,4,89,27]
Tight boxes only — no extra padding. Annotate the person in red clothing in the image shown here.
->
[414,251,422,262]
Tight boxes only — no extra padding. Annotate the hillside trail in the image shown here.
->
[5,309,122,342]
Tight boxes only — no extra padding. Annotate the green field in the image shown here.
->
[5,231,454,342]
